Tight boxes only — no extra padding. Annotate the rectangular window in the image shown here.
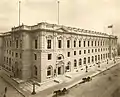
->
[84,50,86,54]
[58,40,62,48]
[98,41,99,46]
[88,49,90,53]
[95,49,97,52]
[16,53,18,57]
[74,51,76,55]
[67,40,70,48]
[88,41,90,47]
[92,56,94,62]
[95,41,96,46]
[74,40,76,47]
[47,40,51,49]
[48,54,52,60]
[10,41,12,47]
[84,41,85,47]
[91,41,93,46]
[79,41,81,47]
[34,54,37,60]
[79,50,81,55]
[84,58,86,64]
[16,40,18,48]
[35,39,38,49]
[68,52,70,57]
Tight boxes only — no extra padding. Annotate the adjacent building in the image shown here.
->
[0,22,118,82]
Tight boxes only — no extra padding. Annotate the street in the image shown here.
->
[0,75,23,97]
[61,63,120,97]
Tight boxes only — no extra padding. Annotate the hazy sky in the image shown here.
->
[0,0,120,38]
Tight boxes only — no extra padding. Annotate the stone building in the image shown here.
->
[0,22,118,82]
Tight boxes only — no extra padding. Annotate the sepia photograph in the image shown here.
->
[0,0,120,97]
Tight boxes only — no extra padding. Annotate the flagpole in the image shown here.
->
[19,1,21,27]
[57,0,60,25]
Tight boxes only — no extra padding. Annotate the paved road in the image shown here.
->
[0,75,23,97]
[61,63,120,97]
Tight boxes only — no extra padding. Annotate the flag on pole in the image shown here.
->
[108,25,113,28]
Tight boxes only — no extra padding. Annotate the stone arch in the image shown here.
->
[57,54,64,60]
[47,65,53,77]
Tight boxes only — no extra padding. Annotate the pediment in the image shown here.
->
[55,27,68,32]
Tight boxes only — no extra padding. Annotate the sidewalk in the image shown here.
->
[1,58,120,97]
[30,59,120,97]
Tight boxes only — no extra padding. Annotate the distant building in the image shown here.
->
[0,22,118,82]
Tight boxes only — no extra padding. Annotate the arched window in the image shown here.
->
[47,65,53,76]
[34,66,37,76]
[66,62,71,72]
[79,59,82,66]
[74,60,77,67]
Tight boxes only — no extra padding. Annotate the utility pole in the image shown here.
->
[19,1,21,27]
[57,0,60,24]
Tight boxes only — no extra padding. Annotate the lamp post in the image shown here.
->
[31,82,36,95]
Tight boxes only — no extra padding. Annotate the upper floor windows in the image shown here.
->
[74,51,76,55]
[95,41,96,46]
[58,40,62,48]
[35,39,38,49]
[16,40,18,48]
[88,41,90,47]
[79,50,81,55]
[74,40,76,47]
[67,52,70,57]
[67,40,70,48]
[47,40,51,49]
[48,54,52,60]
[79,41,81,47]
[91,41,93,46]
[34,54,37,60]
[84,41,86,47]
[84,50,86,54]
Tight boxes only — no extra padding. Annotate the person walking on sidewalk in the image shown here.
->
[5,87,7,93]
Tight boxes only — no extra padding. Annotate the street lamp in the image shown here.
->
[31,82,36,95]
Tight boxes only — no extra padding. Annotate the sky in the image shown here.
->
[0,0,120,41]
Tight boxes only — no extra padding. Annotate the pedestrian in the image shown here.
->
[5,87,7,93]
[3,94,6,97]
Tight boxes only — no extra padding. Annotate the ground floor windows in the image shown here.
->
[84,58,86,64]
[92,56,94,62]
[66,62,71,72]
[74,59,77,67]
[47,65,53,76]
[34,66,37,76]
[79,59,82,66]
[88,57,90,63]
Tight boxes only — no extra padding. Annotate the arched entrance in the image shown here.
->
[56,61,64,75]
[56,54,64,76]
